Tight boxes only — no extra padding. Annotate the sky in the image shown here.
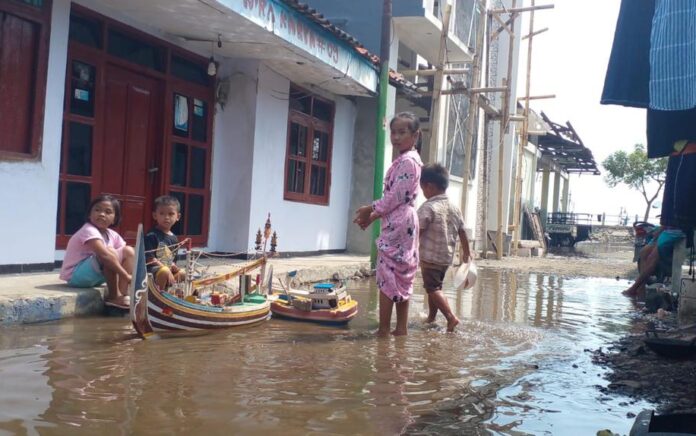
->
[518,0,661,223]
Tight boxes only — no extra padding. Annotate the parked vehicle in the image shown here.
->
[545,212,593,247]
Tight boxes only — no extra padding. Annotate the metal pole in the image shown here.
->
[370,0,392,267]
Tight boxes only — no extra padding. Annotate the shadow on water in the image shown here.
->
[0,268,652,435]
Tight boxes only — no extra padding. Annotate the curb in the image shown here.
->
[0,288,104,325]
[0,263,374,326]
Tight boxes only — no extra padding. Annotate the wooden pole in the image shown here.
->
[427,1,453,164]
[512,0,536,256]
[495,0,517,260]
[460,3,487,226]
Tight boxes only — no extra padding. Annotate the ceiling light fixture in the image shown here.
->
[208,34,222,76]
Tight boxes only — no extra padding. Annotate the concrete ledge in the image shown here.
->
[0,254,372,326]
[0,285,104,325]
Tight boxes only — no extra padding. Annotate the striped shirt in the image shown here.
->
[417,194,465,266]
[650,0,696,110]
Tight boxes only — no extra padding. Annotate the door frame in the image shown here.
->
[56,5,215,248]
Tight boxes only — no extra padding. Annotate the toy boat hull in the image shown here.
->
[269,293,358,325]
[132,277,270,337]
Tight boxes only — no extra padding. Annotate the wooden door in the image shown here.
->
[101,65,162,241]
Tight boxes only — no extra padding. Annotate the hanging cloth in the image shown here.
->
[649,0,696,111]
[601,0,655,108]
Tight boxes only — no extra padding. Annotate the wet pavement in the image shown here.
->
[0,268,656,435]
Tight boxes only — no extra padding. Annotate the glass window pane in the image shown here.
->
[67,122,92,176]
[289,88,311,114]
[65,182,91,235]
[69,14,102,48]
[310,165,326,197]
[187,194,204,236]
[312,130,329,162]
[13,0,43,7]
[286,159,305,193]
[192,99,207,142]
[171,142,187,186]
[173,94,189,137]
[171,55,210,87]
[170,191,186,236]
[312,99,333,122]
[190,146,206,189]
[107,29,165,72]
[70,61,96,117]
[289,122,307,157]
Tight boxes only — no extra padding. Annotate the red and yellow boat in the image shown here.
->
[269,283,358,325]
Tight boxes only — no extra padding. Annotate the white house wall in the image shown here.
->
[207,59,261,253]
[247,64,357,252]
[0,0,70,266]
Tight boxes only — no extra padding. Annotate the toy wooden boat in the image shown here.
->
[129,220,277,339]
[269,282,358,325]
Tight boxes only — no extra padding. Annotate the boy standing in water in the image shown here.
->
[418,164,470,332]
[145,196,186,290]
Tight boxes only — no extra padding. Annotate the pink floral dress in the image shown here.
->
[372,149,422,302]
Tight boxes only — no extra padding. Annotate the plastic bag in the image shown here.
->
[453,257,477,291]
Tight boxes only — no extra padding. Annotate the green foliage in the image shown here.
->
[602,144,668,220]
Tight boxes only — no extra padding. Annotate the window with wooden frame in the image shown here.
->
[0,0,51,160]
[284,87,334,205]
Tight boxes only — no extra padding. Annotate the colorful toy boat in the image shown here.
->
[129,222,276,339]
[269,282,358,325]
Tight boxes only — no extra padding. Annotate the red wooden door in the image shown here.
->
[101,65,162,241]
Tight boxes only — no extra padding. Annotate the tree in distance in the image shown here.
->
[602,144,667,222]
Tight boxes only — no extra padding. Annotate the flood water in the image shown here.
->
[0,268,652,435]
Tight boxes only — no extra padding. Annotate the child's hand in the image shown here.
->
[353,205,373,230]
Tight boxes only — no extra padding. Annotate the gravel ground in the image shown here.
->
[476,243,637,280]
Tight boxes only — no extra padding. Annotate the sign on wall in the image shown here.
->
[220,0,378,93]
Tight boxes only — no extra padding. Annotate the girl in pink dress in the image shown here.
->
[354,112,423,336]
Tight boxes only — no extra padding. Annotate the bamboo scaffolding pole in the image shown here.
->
[495,0,518,260]
[399,68,470,76]
[511,0,536,256]
[491,4,554,14]
[427,1,453,164]
[518,94,556,100]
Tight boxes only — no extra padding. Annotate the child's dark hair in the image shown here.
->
[87,194,121,227]
[390,112,422,153]
[154,195,181,212]
[421,163,450,191]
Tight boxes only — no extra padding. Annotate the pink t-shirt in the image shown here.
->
[59,223,126,281]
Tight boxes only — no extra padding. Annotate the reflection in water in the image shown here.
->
[0,269,651,435]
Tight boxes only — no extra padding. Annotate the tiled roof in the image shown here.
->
[281,0,415,89]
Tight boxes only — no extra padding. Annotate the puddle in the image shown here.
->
[0,269,652,435]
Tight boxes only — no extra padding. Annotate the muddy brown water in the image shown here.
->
[0,269,652,435]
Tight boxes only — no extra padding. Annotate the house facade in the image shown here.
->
[0,0,379,271]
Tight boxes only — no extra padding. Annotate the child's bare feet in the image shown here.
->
[424,316,436,324]
[391,328,408,336]
[376,329,390,337]
[446,316,460,333]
